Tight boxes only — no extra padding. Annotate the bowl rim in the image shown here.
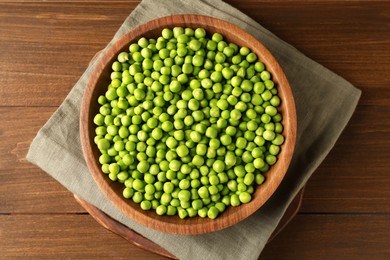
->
[80,14,296,235]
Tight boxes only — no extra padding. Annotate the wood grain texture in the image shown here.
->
[301,105,390,212]
[0,214,168,259]
[73,187,303,259]
[0,2,133,106]
[0,107,84,213]
[81,14,296,235]
[261,214,390,260]
[74,195,177,259]
[0,1,389,107]
[1,214,389,259]
[0,0,389,259]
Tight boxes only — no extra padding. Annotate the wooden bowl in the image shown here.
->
[80,15,296,235]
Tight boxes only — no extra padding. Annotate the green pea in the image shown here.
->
[264,79,274,90]
[230,194,241,206]
[207,206,219,219]
[178,190,191,202]
[230,109,241,120]
[198,186,209,199]
[244,173,255,186]
[265,105,278,116]
[190,199,202,210]
[246,52,257,63]
[272,134,284,145]
[177,207,187,219]
[256,173,265,185]
[269,144,281,156]
[162,28,173,39]
[210,71,222,83]
[235,101,247,112]
[263,130,276,141]
[160,192,172,205]
[260,70,271,81]
[176,144,189,157]
[241,79,253,92]
[97,138,110,150]
[205,126,218,139]
[266,154,277,165]
[140,200,152,210]
[130,191,142,203]
[165,205,176,216]
[212,160,225,173]
[194,28,206,38]
[270,95,281,107]
[254,158,266,169]
[214,52,226,63]
[192,154,205,167]
[239,192,252,203]
[155,205,167,215]
[192,55,204,67]
[238,46,249,56]
[123,187,134,199]
[195,207,206,218]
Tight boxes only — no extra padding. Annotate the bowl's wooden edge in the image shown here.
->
[73,186,305,259]
[80,14,297,235]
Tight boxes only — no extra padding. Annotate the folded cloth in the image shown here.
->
[27,0,361,259]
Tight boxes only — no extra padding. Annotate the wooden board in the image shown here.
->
[1,1,390,259]
[1,1,389,107]
[1,214,389,259]
[0,107,85,213]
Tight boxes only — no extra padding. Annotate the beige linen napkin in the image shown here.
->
[27,0,361,259]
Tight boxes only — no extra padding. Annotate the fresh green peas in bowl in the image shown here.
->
[80,15,296,235]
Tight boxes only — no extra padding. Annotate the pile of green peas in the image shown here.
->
[93,27,285,220]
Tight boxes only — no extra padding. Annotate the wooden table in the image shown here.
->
[1,1,389,259]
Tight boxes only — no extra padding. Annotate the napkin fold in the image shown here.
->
[27,0,361,259]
